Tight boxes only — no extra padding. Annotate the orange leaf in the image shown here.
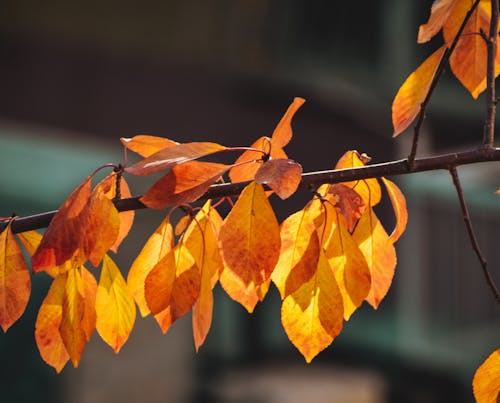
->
[321,203,370,320]
[281,249,344,363]
[60,267,88,367]
[219,182,281,312]
[473,348,500,403]
[140,161,230,209]
[125,142,227,176]
[271,203,322,299]
[127,215,174,317]
[175,215,191,236]
[255,159,303,199]
[229,137,288,183]
[392,45,446,136]
[381,177,408,244]
[0,221,31,332]
[96,255,136,353]
[271,97,305,148]
[120,135,178,157]
[35,274,69,373]
[418,0,458,43]
[352,208,397,309]
[326,183,365,232]
[335,150,382,206]
[143,249,176,316]
[443,0,500,98]
[80,266,97,341]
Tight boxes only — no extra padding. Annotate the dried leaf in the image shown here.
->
[418,0,458,43]
[392,45,446,136]
[120,135,178,157]
[96,255,136,353]
[271,97,305,148]
[335,150,382,206]
[281,249,344,363]
[140,161,230,209]
[35,274,69,373]
[125,142,227,176]
[271,203,321,299]
[219,182,281,312]
[326,183,365,232]
[255,159,303,199]
[127,216,174,317]
[352,208,397,309]
[473,348,500,403]
[0,221,31,332]
[381,177,408,244]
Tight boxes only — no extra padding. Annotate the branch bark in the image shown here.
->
[4,147,500,234]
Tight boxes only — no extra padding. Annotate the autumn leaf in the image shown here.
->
[271,97,306,148]
[127,215,174,317]
[326,183,365,232]
[321,202,370,320]
[96,254,136,353]
[80,266,97,341]
[443,0,500,98]
[271,203,322,299]
[335,150,382,206]
[219,182,281,312]
[473,348,500,403]
[121,135,178,157]
[418,0,459,43]
[392,45,446,136]
[140,161,230,209]
[35,274,69,373]
[125,142,227,176]
[352,208,397,309]
[0,221,31,332]
[381,177,408,244]
[175,215,191,236]
[255,159,303,199]
[281,249,344,363]
[143,249,176,316]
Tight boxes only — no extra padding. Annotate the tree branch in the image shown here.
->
[449,166,500,303]
[4,147,500,234]
[408,0,481,165]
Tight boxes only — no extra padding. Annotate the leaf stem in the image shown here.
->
[449,166,500,304]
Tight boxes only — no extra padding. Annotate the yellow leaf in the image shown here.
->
[473,348,500,403]
[352,208,397,309]
[0,221,31,332]
[96,255,136,353]
[219,182,281,312]
[418,0,459,43]
[127,216,174,317]
[392,45,446,136]
[281,250,344,363]
[381,177,408,244]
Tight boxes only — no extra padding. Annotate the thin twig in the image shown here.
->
[4,147,500,234]
[483,0,499,147]
[449,166,500,303]
[408,0,481,165]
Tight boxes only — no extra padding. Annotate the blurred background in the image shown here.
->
[1,1,499,402]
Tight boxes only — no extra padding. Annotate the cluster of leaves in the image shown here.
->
[0,97,408,373]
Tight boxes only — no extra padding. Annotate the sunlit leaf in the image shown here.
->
[127,216,174,317]
[141,161,230,209]
[144,249,176,316]
[326,183,365,232]
[35,274,69,373]
[80,266,97,342]
[0,221,31,332]
[255,159,303,199]
[418,0,458,43]
[381,177,408,244]
[120,135,178,157]
[271,97,305,148]
[96,255,136,353]
[335,150,382,206]
[175,215,191,236]
[125,142,227,176]
[473,348,500,403]
[392,45,446,136]
[281,249,344,363]
[219,182,281,312]
[352,208,396,309]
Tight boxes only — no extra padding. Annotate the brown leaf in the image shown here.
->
[255,159,303,199]
[326,183,365,232]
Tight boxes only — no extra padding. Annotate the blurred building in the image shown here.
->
[0,1,498,402]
